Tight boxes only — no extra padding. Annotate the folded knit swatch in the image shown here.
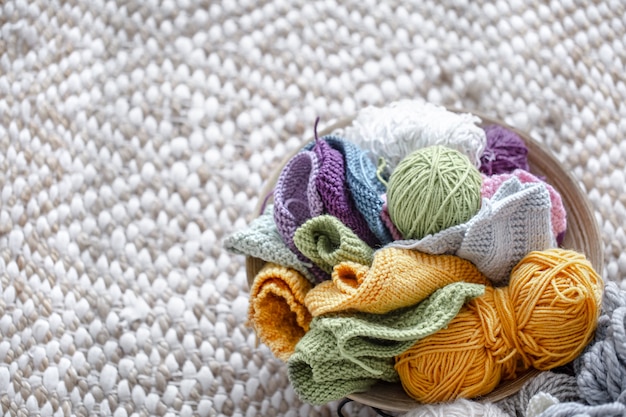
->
[389,177,555,286]
[223,205,317,284]
[293,215,374,274]
[288,282,485,405]
[273,150,327,282]
[318,135,393,244]
[481,169,566,242]
[305,247,490,316]
[248,262,313,361]
[312,135,380,246]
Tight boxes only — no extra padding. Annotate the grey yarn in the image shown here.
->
[534,402,626,417]
[496,372,581,417]
[527,281,626,417]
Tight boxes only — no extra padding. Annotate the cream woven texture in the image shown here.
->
[1,1,625,416]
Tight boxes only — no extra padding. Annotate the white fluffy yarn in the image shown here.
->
[340,100,487,171]
[402,398,510,417]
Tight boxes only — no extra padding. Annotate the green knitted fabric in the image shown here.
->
[287,282,485,405]
[293,215,374,274]
[223,205,317,284]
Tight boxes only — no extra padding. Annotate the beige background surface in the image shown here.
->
[1,1,625,416]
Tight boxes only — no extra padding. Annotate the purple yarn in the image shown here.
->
[480,124,530,176]
[312,118,380,247]
[273,150,328,282]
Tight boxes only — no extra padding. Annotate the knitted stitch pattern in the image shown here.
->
[288,282,485,405]
[305,247,490,316]
[248,263,313,361]
[273,151,327,282]
[313,138,380,246]
[389,177,555,285]
[322,135,393,244]
[481,169,566,241]
[293,215,374,274]
[223,205,317,284]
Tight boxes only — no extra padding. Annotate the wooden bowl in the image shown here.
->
[245,111,603,412]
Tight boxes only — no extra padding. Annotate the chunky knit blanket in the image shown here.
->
[1,1,626,416]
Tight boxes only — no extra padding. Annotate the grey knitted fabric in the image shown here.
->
[223,205,317,284]
[389,177,555,285]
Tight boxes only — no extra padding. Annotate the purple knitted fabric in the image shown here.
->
[313,138,380,247]
[273,150,328,282]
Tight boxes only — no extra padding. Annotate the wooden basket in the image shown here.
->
[245,111,603,412]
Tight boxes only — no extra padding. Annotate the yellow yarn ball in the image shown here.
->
[395,248,603,403]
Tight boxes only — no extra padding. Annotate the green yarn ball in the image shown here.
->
[387,145,482,240]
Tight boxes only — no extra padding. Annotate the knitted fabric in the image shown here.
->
[273,151,328,282]
[293,215,374,274]
[496,372,581,417]
[305,247,490,316]
[482,169,566,242]
[313,138,380,246]
[288,282,485,405]
[389,177,555,285]
[322,135,393,245]
[248,263,313,361]
[223,205,317,284]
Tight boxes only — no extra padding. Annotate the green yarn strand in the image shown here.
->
[293,215,374,274]
[387,145,482,240]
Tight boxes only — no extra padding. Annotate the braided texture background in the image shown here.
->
[1,1,626,416]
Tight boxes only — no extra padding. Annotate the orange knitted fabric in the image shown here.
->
[395,248,603,403]
[248,263,313,361]
[305,247,491,316]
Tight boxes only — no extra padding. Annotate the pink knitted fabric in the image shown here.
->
[481,169,566,241]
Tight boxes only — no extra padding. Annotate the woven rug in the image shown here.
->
[1,1,626,416]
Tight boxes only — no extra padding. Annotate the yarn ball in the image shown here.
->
[479,124,530,176]
[387,145,483,240]
[340,100,487,171]
[395,248,602,404]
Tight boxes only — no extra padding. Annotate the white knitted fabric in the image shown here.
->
[2,1,626,416]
